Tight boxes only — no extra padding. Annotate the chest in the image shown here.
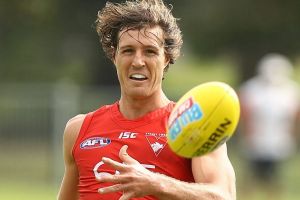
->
[73,109,194,184]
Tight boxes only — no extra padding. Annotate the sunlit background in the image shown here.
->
[1,0,300,199]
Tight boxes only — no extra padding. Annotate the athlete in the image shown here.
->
[239,53,300,200]
[57,0,236,200]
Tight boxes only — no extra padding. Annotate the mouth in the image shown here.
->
[129,74,148,81]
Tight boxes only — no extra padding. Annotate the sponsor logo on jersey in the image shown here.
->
[80,137,111,149]
[145,133,167,157]
[118,132,137,139]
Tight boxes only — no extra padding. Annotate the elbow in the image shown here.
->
[206,191,235,200]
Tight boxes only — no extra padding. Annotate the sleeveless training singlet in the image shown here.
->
[73,102,195,200]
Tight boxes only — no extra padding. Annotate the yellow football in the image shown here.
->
[167,81,240,158]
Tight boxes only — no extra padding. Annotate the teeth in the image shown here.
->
[130,74,146,79]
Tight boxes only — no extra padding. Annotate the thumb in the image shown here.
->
[119,145,139,164]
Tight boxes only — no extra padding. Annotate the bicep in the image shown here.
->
[191,144,236,199]
[57,115,85,200]
[58,162,79,200]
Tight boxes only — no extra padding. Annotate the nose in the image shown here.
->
[132,51,145,68]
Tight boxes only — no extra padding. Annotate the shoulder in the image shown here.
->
[63,103,115,141]
[191,144,235,182]
[65,114,86,133]
[240,77,260,92]
[63,114,86,148]
[164,101,176,114]
[191,143,230,164]
[63,103,114,142]
[288,80,300,94]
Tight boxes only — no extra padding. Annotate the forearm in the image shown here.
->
[97,146,236,200]
[153,173,234,200]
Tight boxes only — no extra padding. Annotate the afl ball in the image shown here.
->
[167,82,240,158]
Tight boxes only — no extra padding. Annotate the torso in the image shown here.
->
[241,79,300,159]
[72,102,195,200]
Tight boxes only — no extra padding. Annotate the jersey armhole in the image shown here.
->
[71,111,95,157]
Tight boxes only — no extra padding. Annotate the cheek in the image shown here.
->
[115,65,125,83]
[152,64,165,82]
[157,60,166,76]
[115,58,128,78]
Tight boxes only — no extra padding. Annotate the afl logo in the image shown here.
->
[80,137,111,149]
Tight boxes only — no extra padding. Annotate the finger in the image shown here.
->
[119,145,139,165]
[97,173,131,184]
[95,172,115,182]
[98,183,124,194]
[102,157,127,172]
[96,173,123,183]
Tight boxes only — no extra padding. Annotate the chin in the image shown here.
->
[127,89,151,99]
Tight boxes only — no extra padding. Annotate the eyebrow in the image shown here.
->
[119,44,160,51]
[118,45,133,50]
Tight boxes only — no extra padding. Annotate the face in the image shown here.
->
[113,26,169,99]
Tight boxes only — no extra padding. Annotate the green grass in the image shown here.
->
[0,178,57,200]
[230,146,300,200]
[0,143,60,200]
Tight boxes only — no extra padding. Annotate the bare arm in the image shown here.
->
[98,144,236,200]
[156,144,235,200]
[57,114,85,200]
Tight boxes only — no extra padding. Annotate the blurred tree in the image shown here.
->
[1,0,300,84]
[54,0,119,85]
[0,0,118,85]
[174,0,300,81]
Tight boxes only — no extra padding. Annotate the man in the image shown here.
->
[57,0,236,200]
[239,53,300,200]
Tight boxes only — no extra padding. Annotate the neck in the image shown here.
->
[119,91,170,120]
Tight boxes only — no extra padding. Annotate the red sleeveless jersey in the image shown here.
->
[73,102,195,200]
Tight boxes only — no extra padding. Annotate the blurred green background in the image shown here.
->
[1,0,300,199]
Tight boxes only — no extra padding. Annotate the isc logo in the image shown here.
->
[118,132,137,139]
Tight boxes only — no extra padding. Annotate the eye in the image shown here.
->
[145,49,158,56]
[121,48,134,54]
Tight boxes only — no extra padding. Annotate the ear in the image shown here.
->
[164,54,170,67]
[164,64,170,73]
[111,46,117,65]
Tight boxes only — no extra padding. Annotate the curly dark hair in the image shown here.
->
[95,0,183,69]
